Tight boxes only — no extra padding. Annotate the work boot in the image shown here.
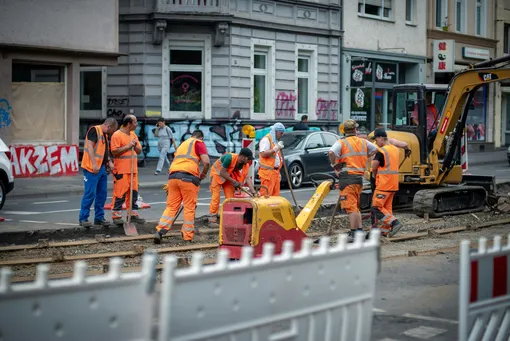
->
[347,229,365,243]
[388,220,403,238]
[113,218,124,225]
[153,231,162,244]
[130,215,146,224]
[79,221,92,228]
[94,219,111,227]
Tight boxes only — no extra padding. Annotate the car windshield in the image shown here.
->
[279,134,307,150]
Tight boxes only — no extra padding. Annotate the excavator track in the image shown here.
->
[413,185,488,218]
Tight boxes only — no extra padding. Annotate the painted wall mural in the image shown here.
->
[10,145,79,178]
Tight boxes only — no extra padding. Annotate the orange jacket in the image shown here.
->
[81,125,106,173]
[375,144,400,191]
[258,133,282,179]
[336,136,368,176]
[111,130,141,174]
[169,137,201,177]
[211,153,250,185]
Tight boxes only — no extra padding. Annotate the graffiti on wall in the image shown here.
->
[107,97,128,119]
[0,99,12,128]
[275,92,296,119]
[315,98,338,120]
[10,145,79,178]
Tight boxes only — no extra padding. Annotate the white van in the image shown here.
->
[0,138,14,209]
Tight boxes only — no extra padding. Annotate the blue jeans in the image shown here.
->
[79,165,108,223]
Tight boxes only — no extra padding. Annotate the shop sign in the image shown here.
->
[433,39,455,73]
[462,47,490,60]
[350,88,369,122]
[364,60,373,82]
[374,62,397,84]
[350,59,365,87]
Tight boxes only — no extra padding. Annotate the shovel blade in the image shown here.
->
[123,222,138,236]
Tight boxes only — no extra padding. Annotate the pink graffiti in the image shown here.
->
[275,92,296,119]
[315,98,338,120]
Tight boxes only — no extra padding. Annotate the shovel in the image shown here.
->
[123,147,139,236]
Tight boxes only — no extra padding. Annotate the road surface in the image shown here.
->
[0,161,507,233]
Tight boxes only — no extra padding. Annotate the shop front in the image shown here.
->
[342,50,426,134]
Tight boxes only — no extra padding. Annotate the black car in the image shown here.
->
[253,130,341,188]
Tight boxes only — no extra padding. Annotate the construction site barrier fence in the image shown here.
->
[0,231,380,341]
[459,234,510,341]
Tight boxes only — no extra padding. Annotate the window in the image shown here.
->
[358,0,392,20]
[297,56,309,115]
[12,63,64,82]
[475,0,486,36]
[394,90,418,127]
[80,70,102,111]
[305,134,323,150]
[295,44,317,120]
[251,39,275,119]
[162,34,212,119]
[405,0,414,24]
[321,133,339,147]
[455,0,466,33]
[435,0,448,29]
[466,86,487,141]
[505,24,510,54]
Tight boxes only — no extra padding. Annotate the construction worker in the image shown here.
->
[79,118,118,228]
[208,148,256,224]
[328,119,379,243]
[370,128,403,237]
[154,129,210,244]
[110,115,146,225]
[258,122,285,196]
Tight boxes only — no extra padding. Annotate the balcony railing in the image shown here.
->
[155,0,230,14]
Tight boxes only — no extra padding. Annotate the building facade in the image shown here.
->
[0,0,120,177]
[427,0,497,151]
[495,0,510,147]
[342,0,427,134]
[81,0,342,158]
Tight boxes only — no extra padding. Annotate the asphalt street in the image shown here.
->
[0,161,507,233]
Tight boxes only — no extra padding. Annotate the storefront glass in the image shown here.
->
[465,85,487,141]
[350,87,371,133]
[374,88,393,129]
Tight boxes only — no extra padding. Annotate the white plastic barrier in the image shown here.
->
[0,252,158,341]
[158,230,380,341]
[459,235,510,341]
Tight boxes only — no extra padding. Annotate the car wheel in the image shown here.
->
[0,180,6,210]
[289,162,304,189]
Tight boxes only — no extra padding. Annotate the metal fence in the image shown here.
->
[0,231,380,341]
[459,234,510,341]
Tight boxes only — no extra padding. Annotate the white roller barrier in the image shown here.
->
[159,230,380,341]
[0,252,158,341]
[459,234,510,341]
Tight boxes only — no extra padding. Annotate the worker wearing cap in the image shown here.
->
[328,119,379,243]
[154,129,210,244]
[208,148,257,224]
[258,122,285,196]
[370,128,402,237]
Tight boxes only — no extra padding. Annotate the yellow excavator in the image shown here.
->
[360,54,510,217]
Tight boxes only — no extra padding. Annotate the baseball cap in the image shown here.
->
[371,128,388,139]
[343,119,359,132]
[239,147,254,160]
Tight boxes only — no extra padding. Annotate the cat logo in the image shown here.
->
[478,72,498,82]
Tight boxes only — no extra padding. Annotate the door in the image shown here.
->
[321,132,340,176]
[301,133,327,177]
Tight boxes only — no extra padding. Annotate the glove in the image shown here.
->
[278,141,284,149]
[232,180,241,188]
[404,148,412,158]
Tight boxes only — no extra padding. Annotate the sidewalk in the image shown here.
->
[10,160,211,200]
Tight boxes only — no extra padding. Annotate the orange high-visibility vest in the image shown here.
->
[375,144,400,191]
[112,130,139,174]
[81,125,106,173]
[169,137,201,177]
[335,136,368,176]
[258,133,282,179]
[211,153,250,184]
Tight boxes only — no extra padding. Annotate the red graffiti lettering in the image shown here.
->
[275,92,296,119]
[10,145,79,178]
[315,98,338,120]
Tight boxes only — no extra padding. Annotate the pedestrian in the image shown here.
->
[258,122,285,197]
[328,119,379,243]
[293,115,309,131]
[208,148,257,225]
[110,115,146,225]
[154,118,177,175]
[154,129,210,244]
[370,128,403,237]
[79,118,118,228]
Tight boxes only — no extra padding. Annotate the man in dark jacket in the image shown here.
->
[294,115,309,130]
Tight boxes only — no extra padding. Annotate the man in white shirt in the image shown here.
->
[258,122,285,196]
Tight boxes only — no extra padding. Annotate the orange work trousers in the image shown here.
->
[209,178,235,216]
[259,171,281,196]
[371,189,397,234]
[339,184,362,213]
[156,178,199,241]
[112,173,139,219]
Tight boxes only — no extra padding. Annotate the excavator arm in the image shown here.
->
[433,55,510,183]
